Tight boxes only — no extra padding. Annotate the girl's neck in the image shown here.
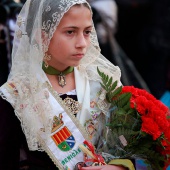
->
[47,61,69,72]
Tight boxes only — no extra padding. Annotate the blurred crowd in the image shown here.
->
[1,0,170,100]
[0,0,23,85]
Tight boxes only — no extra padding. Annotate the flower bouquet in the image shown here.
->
[96,68,170,170]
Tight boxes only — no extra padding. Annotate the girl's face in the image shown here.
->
[47,4,92,71]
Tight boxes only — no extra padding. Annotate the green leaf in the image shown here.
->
[106,75,109,82]
[127,108,136,115]
[123,103,131,112]
[116,108,126,115]
[107,76,113,87]
[97,67,102,76]
[115,93,131,108]
[110,80,118,91]
[100,82,107,91]
[112,86,122,97]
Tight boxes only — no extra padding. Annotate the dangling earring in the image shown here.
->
[43,53,51,68]
[44,62,49,68]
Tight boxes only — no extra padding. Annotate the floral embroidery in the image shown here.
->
[16,29,23,39]
[84,119,96,138]
[42,20,52,31]
[16,16,23,27]
[52,12,59,22]
[20,104,28,110]
[90,100,96,108]
[7,82,18,95]
[45,6,51,12]
[58,4,64,11]
[91,111,100,121]
[60,0,70,5]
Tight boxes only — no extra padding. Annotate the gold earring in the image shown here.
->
[44,61,49,68]
[44,53,52,61]
[43,53,52,68]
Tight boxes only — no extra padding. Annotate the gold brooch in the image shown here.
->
[16,29,27,39]
[63,97,81,115]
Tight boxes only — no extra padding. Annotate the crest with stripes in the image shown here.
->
[52,126,76,151]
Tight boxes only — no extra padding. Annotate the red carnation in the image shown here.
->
[141,116,161,140]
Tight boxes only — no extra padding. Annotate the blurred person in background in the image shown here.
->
[115,0,170,100]
[0,1,9,86]
[88,0,150,91]
[0,0,22,86]
[87,0,118,62]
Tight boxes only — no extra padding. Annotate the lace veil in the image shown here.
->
[0,0,121,151]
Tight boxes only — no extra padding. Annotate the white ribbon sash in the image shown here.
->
[40,82,89,170]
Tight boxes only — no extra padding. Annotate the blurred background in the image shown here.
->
[0,0,23,86]
[114,0,170,101]
[89,0,170,102]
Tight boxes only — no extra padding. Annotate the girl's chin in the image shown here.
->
[70,61,80,67]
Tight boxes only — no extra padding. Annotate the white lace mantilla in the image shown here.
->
[0,0,121,152]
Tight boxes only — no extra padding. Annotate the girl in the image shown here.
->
[0,0,134,170]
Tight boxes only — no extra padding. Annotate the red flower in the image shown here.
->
[121,86,170,168]
[141,116,161,140]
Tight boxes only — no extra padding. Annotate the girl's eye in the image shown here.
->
[84,30,92,36]
[66,30,74,35]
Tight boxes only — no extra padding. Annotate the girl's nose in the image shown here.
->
[75,34,87,48]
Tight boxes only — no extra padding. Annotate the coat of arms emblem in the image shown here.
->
[51,114,76,151]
